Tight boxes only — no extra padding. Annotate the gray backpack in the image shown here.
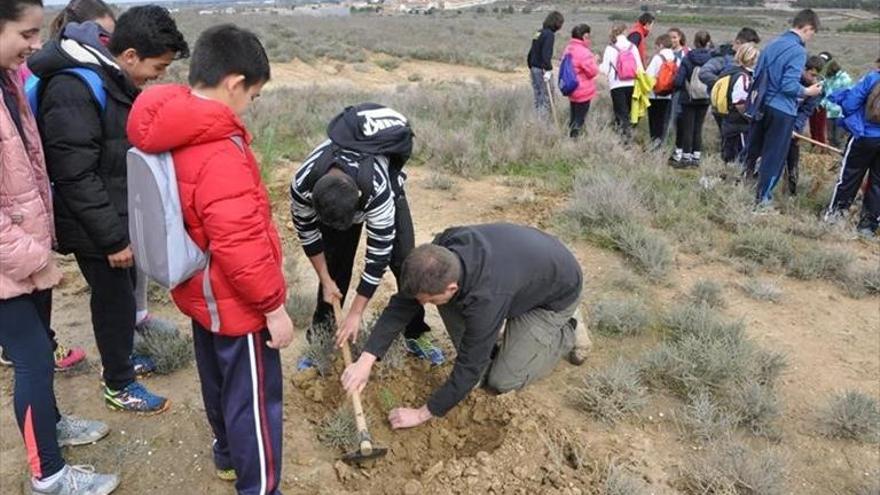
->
[126,139,242,332]
[687,66,710,100]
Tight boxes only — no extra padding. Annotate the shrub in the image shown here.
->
[424,172,454,191]
[819,391,880,443]
[863,268,880,295]
[589,299,652,337]
[726,379,781,438]
[607,222,674,281]
[571,358,647,423]
[741,278,783,302]
[689,279,725,308]
[603,463,652,495]
[786,249,853,282]
[680,390,736,443]
[566,172,647,230]
[681,441,786,495]
[133,327,193,375]
[318,406,359,450]
[729,228,795,268]
[300,322,336,376]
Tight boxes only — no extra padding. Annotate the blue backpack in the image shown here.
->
[558,53,579,96]
[743,45,798,123]
[25,67,107,116]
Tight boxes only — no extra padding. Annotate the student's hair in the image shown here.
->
[805,54,825,73]
[542,11,564,32]
[637,12,655,26]
[609,22,628,43]
[400,244,461,297]
[107,5,188,59]
[189,24,270,88]
[693,30,711,49]
[0,0,42,27]
[655,33,673,49]
[735,43,759,69]
[571,23,590,40]
[312,172,359,231]
[792,9,820,31]
[735,27,760,45]
[668,27,686,47]
[49,0,113,38]
[824,59,841,77]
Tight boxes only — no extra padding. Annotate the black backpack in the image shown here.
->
[301,103,414,207]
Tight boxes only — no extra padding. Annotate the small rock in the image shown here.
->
[446,460,464,479]
[475,451,491,466]
[464,466,480,478]
[403,480,422,495]
[334,460,355,482]
[422,461,444,483]
[512,465,528,479]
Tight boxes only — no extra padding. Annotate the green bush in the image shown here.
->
[589,299,652,337]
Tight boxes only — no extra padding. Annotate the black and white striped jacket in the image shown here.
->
[290,139,400,298]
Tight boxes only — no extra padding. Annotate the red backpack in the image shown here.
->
[653,54,677,96]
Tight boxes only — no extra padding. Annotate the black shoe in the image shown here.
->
[669,158,689,169]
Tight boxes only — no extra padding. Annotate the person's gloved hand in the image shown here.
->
[543,70,552,82]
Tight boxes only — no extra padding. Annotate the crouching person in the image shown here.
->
[341,223,591,429]
[127,25,292,493]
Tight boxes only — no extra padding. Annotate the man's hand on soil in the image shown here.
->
[341,353,375,394]
[388,405,433,430]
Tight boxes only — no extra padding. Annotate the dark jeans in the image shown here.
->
[828,136,880,231]
[75,255,137,391]
[713,112,725,154]
[753,106,797,203]
[648,98,671,143]
[311,194,429,340]
[568,100,591,138]
[0,291,65,480]
[610,86,634,140]
[784,139,800,195]
[675,103,709,154]
[722,131,747,164]
[529,67,551,118]
[828,118,848,149]
[192,322,282,495]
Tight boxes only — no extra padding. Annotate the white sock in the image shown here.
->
[693,151,702,160]
[33,466,67,489]
[135,310,149,326]
[683,153,693,160]
[673,148,683,160]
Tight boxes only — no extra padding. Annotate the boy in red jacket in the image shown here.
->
[127,25,292,494]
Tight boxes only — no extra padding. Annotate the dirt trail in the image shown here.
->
[266,56,526,91]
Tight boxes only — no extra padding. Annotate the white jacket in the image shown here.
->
[600,35,644,90]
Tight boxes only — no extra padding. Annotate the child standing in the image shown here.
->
[1,1,118,493]
[822,59,853,148]
[646,33,676,148]
[127,24,293,492]
[721,43,760,164]
[600,22,644,141]
[670,30,713,168]
[562,23,598,138]
[527,11,564,119]
[783,55,825,195]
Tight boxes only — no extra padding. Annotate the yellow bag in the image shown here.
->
[710,73,733,116]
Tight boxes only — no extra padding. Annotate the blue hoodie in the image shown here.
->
[754,30,807,117]
[829,70,880,139]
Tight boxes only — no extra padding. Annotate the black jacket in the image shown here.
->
[29,24,139,257]
[527,28,555,71]
[674,47,713,105]
[364,223,583,417]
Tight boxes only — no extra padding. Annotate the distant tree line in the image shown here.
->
[794,0,879,10]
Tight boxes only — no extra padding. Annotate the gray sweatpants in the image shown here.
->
[439,297,580,394]
[529,67,551,119]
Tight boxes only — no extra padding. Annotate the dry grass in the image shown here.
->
[819,391,880,444]
[741,278,783,302]
[689,279,726,308]
[571,358,647,424]
[603,463,653,495]
[588,299,652,337]
[318,406,359,450]
[680,441,786,495]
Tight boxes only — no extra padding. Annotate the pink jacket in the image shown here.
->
[0,68,62,300]
[563,38,599,103]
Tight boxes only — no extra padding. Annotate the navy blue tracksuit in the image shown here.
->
[192,322,283,495]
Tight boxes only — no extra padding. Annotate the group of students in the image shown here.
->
[2,1,602,494]
[527,8,880,237]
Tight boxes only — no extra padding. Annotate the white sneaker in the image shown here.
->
[57,416,110,447]
[31,465,119,495]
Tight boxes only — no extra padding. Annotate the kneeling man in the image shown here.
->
[340,223,590,429]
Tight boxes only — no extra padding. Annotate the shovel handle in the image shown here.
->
[793,132,843,155]
[332,299,374,455]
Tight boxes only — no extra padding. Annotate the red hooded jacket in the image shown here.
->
[629,22,651,65]
[127,84,287,336]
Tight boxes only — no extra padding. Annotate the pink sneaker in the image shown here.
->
[54,344,87,372]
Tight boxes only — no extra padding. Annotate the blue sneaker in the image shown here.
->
[131,354,157,377]
[296,355,316,371]
[404,335,446,366]
[104,382,169,415]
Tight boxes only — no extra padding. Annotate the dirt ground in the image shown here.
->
[1,60,878,494]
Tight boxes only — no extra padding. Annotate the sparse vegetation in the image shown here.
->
[424,172,454,191]
[819,391,880,444]
[741,278,783,302]
[863,268,880,295]
[355,319,408,376]
[589,299,652,337]
[301,322,336,376]
[728,228,795,268]
[689,280,725,308]
[603,463,653,495]
[786,249,853,282]
[286,291,315,328]
[318,406,359,450]
[571,358,647,423]
[681,441,786,495]
[133,328,193,375]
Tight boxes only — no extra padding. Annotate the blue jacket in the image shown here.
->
[674,47,713,105]
[754,30,807,117]
[830,69,880,139]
